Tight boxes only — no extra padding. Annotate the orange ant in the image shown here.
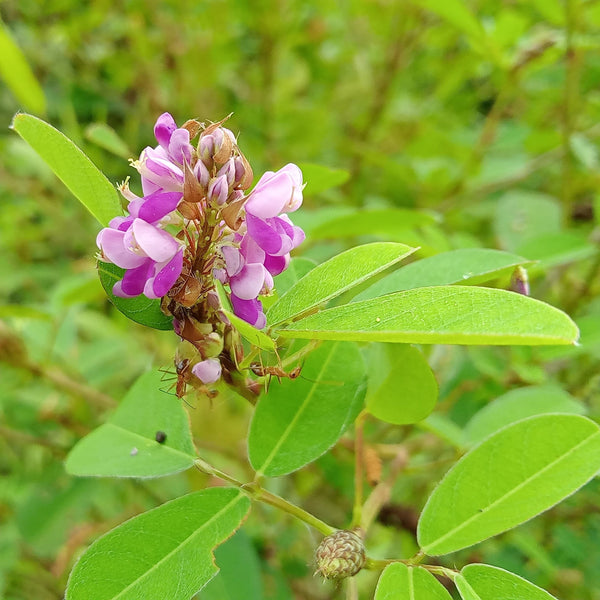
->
[249,362,302,382]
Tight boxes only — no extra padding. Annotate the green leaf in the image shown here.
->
[417,414,600,555]
[248,341,366,477]
[66,370,196,478]
[276,286,579,346]
[457,564,559,600]
[464,385,586,445]
[298,162,350,194]
[222,308,275,352]
[98,261,174,330]
[416,0,485,41]
[355,249,531,302]
[413,0,501,64]
[495,191,561,252]
[65,488,250,600]
[516,231,597,269]
[199,530,264,600]
[309,209,437,241]
[10,113,122,226]
[374,563,453,599]
[267,243,417,326]
[85,122,132,159]
[0,22,46,114]
[273,257,317,297]
[366,344,438,424]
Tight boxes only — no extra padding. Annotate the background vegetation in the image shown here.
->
[1,0,600,598]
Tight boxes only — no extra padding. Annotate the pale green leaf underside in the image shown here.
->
[0,23,46,114]
[248,341,366,477]
[366,344,438,424]
[66,370,196,478]
[458,564,559,600]
[417,414,600,555]
[222,309,275,352]
[267,242,417,326]
[10,113,122,226]
[65,488,250,600]
[374,563,453,599]
[355,248,531,302]
[464,385,586,445]
[276,286,579,346]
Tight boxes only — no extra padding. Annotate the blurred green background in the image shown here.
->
[1,1,600,598]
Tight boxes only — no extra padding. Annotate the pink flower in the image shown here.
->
[97,218,183,299]
[244,163,303,218]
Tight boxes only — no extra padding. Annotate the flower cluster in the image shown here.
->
[96,113,304,394]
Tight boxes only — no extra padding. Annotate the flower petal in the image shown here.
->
[154,113,177,149]
[116,260,154,296]
[264,253,289,276]
[168,128,192,165]
[246,213,286,255]
[97,228,147,269]
[245,169,294,218]
[131,219,180,262]
[192,358,222,384]
[137,191,183,223]
[230,263,266,300]
[145,249,184,298]
[222,245,244,277]
[230,295,266,329]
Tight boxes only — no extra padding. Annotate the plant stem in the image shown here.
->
[351,410,368,528]
[193,459,335,536]
[360,445,408,533]
[243,482,336,537]
[562,0,581,207]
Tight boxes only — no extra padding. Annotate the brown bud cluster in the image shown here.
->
[314,530,366,580]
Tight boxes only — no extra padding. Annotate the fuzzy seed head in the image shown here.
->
[314,530,366,580]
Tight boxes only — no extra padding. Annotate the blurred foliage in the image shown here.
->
[1,0,600,598]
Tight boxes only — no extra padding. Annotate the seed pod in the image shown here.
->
[314,530,366,580]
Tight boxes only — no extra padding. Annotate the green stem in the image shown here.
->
[243,482,336,536]
[351,410,368,528]
[562,0,581,207]
[194,459,335,536]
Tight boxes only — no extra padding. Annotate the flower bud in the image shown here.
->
[192,358,222,384]
[213,129,233,167]
[314,530,366,580]
[234,154,254,189]
[198,133,217,167]
[194,159,211,189]
[511,265,530,296]
[217,158,236,186]
[208,175,230,206]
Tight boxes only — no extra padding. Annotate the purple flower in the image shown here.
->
[230,295,267,330]
[97,217,184,299]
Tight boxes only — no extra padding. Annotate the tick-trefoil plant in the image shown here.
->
[11,111,600,600]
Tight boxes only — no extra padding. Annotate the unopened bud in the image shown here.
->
[213,129,233,167]
[208,175,229,206]
[511,265,530,296]
[234,154,253,189]
[194,159,210,188]
[314,530,366,580]
[217,158,236,186]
